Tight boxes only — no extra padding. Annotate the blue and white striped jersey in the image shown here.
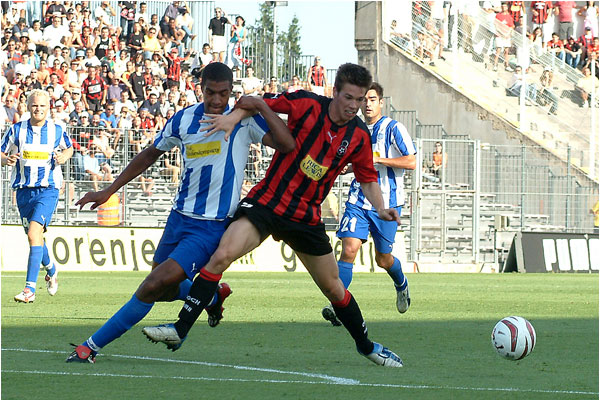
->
[1,119,72,189]
[153,103,268,221]
[347,116,416,209]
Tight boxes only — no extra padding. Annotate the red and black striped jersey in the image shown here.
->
[247,90,378,225]
[530,1,552,24]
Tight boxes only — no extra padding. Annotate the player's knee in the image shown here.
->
[137,275,166,301]
[375,252,393,270]
[340,245,360,262]
[320,278,345,302]
[26,229,43,245]
[210,246,236,271]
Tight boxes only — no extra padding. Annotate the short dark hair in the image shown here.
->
[369,82,383,98]
[334,63,372,92]
[201,62,233,87]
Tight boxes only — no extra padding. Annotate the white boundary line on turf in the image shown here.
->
[1,348,357,385]
[2,348,598,396]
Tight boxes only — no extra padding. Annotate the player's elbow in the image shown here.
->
[279,139,296,154]
[406,156,417,170]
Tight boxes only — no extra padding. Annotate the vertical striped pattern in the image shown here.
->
[0,119,72,189]
[153,102,267,220]
[347,116,416,210]
[248,90,378,225]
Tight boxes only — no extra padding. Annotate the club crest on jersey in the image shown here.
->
[336,140,349,159]
[186,141,221,158]
[300,155,328,181]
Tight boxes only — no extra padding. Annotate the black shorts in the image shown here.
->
[87,98,103,113]
[233,197,333,256]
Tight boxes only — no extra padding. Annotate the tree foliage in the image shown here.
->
[246,3,303,82]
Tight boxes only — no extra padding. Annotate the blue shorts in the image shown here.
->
[336,202,401,254]
[16,187,59,233]
[153,210,228,280]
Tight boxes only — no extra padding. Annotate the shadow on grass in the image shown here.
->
[1,318,598,400]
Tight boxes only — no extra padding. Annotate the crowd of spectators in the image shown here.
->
[390,1,599,112]
[394,1,599,73]
[1,2,333,197]
[1,1,279,198]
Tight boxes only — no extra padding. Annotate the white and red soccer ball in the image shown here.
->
[491,316,536,360]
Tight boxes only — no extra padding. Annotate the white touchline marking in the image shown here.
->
[2,348,598,395]
[1,348,357,385]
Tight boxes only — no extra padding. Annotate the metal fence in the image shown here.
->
[2,128,596,265]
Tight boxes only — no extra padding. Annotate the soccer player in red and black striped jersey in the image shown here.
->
[143,63,404,367]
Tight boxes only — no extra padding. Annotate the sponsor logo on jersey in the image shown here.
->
[22,150,50,160]
[300,155,328,181]
[186,141,221,158]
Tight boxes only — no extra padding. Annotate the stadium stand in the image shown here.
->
[1,1,598,267]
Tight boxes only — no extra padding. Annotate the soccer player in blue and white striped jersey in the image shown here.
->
[322,82,417,326]
[66,62,295,363]
[1,89,74,304]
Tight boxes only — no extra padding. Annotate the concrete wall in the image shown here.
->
[355,2,526,147]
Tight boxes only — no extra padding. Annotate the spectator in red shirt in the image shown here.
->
[578,26,595,63]
[564,36,582,68]
[508,1,525,22]
[165,47,191,89]
[494,3,515,72]
[81,65,107,113]
[547,32,566,63]
[553,1,576,40]
[531,1,553,42]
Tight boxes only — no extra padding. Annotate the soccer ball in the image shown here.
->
[491,316,536,360]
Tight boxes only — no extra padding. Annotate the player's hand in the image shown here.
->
[233,95,264,111]
[200,113,237,140]
[54,150,68,164]
[5,153,20,166]
[75,189,112,211]
[377,208,401,223]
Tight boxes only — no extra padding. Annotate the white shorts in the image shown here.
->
[312,85,325,96]
[212,35,227,53]
[496,36,511,49]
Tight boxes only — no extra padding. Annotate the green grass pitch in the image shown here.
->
[1,271,598,399]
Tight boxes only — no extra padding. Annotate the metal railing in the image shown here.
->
[382,0,599,180]
[2,130,596,264]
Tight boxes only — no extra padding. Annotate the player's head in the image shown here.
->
[201,62,233,114]
[361,82,384,124]
[331,63,372,125]
[27,89,50,125]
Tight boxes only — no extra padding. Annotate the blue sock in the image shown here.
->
[175,279,192,301]
[387,257,407,291]
[84,294,154,352]
[25,245,43,292]
[42,242,55,277]
[337,261,354,289]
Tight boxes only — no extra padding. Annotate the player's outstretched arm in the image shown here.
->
[247,97,295,153]
[359,181,401,223]
[76,145,165,210]
[374,154,416,170]
[201,107,254,140]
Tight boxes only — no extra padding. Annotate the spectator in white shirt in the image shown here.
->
[95,1,117,29]
[42,15,68,49]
